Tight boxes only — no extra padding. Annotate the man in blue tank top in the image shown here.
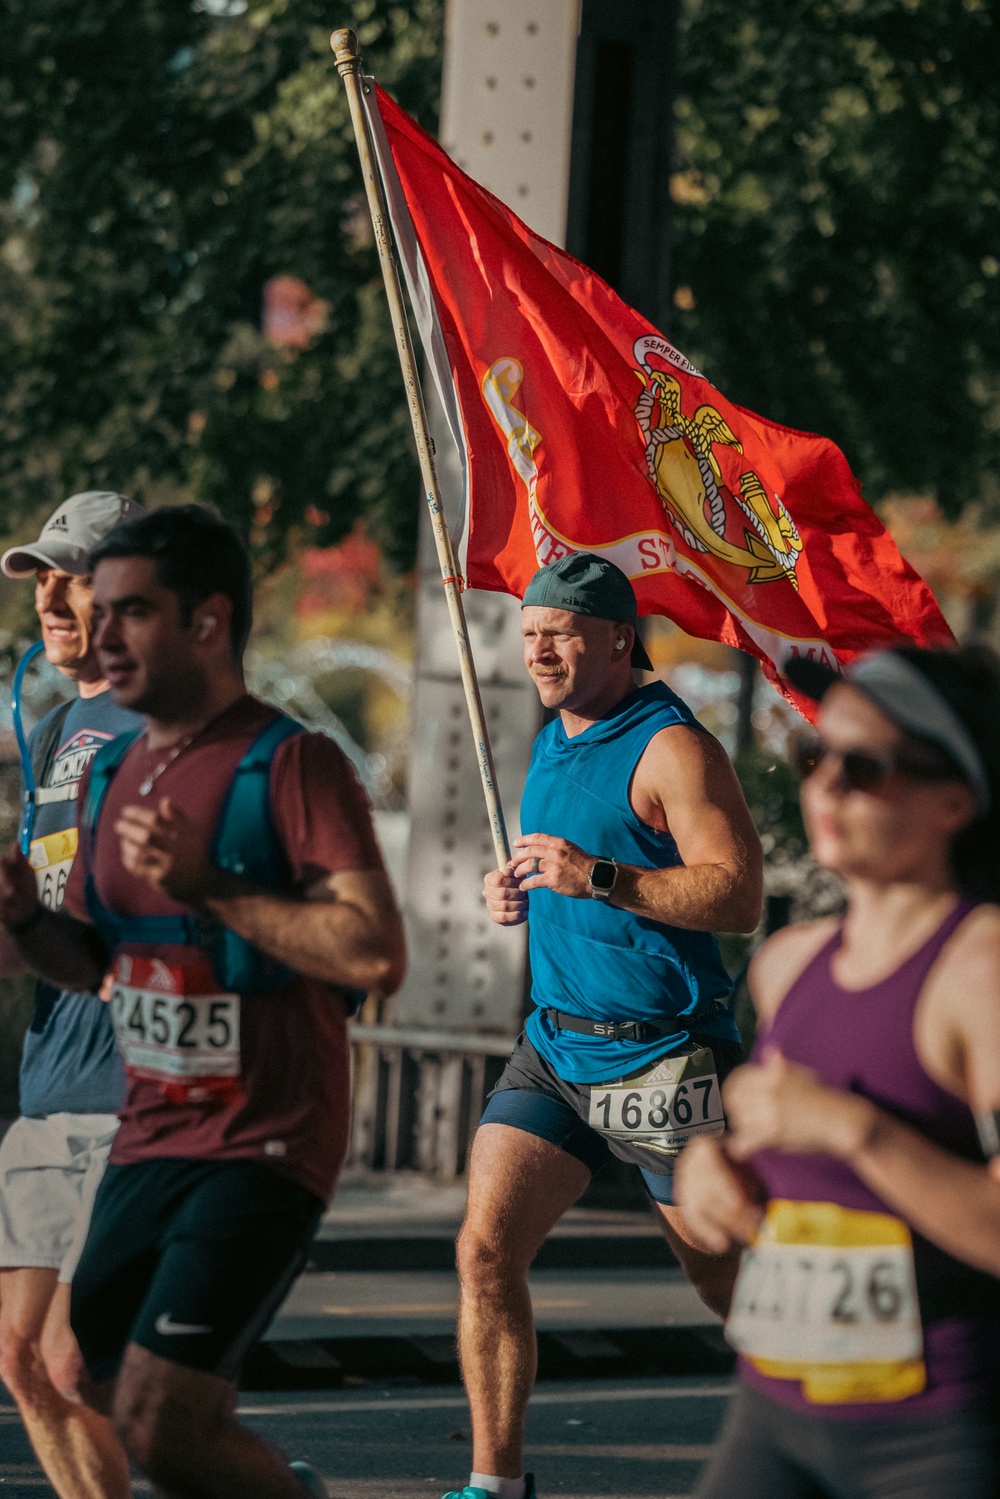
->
[445,554,763,1499]
[0,492,143,1499]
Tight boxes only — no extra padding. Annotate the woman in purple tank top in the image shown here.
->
[676,644,1000,1499]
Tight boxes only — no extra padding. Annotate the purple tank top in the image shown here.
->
[741,899,1000,1418]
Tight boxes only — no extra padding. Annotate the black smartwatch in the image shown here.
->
[588,858,618,900]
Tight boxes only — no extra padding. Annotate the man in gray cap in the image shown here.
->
[442,553,763,1499]
[0,492,142,1499]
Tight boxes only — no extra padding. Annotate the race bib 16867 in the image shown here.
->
[588,1045,725,1155]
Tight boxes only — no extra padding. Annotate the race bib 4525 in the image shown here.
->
[726,1199,925,1405]
[110,954,243,1106]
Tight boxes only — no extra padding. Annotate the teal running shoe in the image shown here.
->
[441,1478,536,1499]
[290,1460,327,1498]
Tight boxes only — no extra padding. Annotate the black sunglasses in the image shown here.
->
[793,736,960,795]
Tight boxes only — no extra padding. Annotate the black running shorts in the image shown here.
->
[71,1158,324,1384]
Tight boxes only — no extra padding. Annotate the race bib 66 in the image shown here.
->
[29,828,78,912]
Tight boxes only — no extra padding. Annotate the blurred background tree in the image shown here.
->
[0,0,441,569]
[1,0,998,564]
[670,0,1000,519]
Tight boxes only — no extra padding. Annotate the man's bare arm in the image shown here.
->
[0,845,106,991]
[115,798,406,995]
[200,867,406,993]
[13,910,107,993]
[624,724,762,931]
[514,725,762,934]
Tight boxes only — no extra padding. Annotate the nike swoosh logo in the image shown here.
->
[154,1312,213,1337]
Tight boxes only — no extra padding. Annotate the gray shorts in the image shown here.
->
[0,1113,119,1283]
[697,1381,1000,1499]
[482,1030,744,1205]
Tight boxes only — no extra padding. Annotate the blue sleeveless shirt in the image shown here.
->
[521,681,738,1083]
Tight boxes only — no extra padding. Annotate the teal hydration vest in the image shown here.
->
[83,714,316,995]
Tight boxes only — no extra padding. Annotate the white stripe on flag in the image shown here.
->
[363,85,472,578]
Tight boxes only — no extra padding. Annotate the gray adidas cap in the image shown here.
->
[2,491,145,579]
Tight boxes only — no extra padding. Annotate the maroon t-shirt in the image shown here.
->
[65,695,384,1204]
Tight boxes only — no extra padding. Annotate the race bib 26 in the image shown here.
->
[727,1198,925,1405]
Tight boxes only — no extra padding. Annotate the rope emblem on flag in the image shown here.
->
[635,355,803,590]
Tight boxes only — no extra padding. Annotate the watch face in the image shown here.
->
[589,859,617,892]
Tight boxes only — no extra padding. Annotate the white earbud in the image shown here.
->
[198,617,216,640]
[615,639,626,650]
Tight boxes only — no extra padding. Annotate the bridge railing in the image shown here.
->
[346,1024,512,1178]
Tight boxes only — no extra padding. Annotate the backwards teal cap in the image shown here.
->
[521,552,653,671]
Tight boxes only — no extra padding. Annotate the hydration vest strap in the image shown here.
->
[210,715,302,879]
[82,728,144,839]
[84,881,202,948]
[83,713,307,994]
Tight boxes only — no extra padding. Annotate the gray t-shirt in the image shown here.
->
[19,689,142,1117]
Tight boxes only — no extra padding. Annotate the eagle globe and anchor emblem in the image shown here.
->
[633,336,803,588]
[480,341,803,590]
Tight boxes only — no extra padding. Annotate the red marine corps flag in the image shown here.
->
[363,84,954,703]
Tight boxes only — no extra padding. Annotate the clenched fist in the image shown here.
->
[115,797,215,906]
[483,862,529,927]
[673,1135,766,1254]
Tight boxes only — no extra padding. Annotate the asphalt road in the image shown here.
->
[0,1377,732,1499]
[273,1267,715,1342]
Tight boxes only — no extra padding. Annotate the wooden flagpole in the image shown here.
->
[330,27,510,870]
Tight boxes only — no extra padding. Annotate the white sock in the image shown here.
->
[470,1474,525,1499]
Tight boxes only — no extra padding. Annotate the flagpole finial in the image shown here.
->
[330,27,361,72]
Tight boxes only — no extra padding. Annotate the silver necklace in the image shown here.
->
[138,729,201,796]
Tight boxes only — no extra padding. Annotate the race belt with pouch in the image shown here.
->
[110,953,243,1107]
[29,826,78,912]
[726,1198,925,1405]
[585,1042,726,1157]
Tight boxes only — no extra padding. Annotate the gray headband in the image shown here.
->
[849,653,991,814]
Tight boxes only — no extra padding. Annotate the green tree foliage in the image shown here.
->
[0,0,441,566]
[2,0,998,571]
[671,0,1000,515]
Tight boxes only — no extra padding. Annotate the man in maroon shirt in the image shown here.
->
[0,505,406,1499]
